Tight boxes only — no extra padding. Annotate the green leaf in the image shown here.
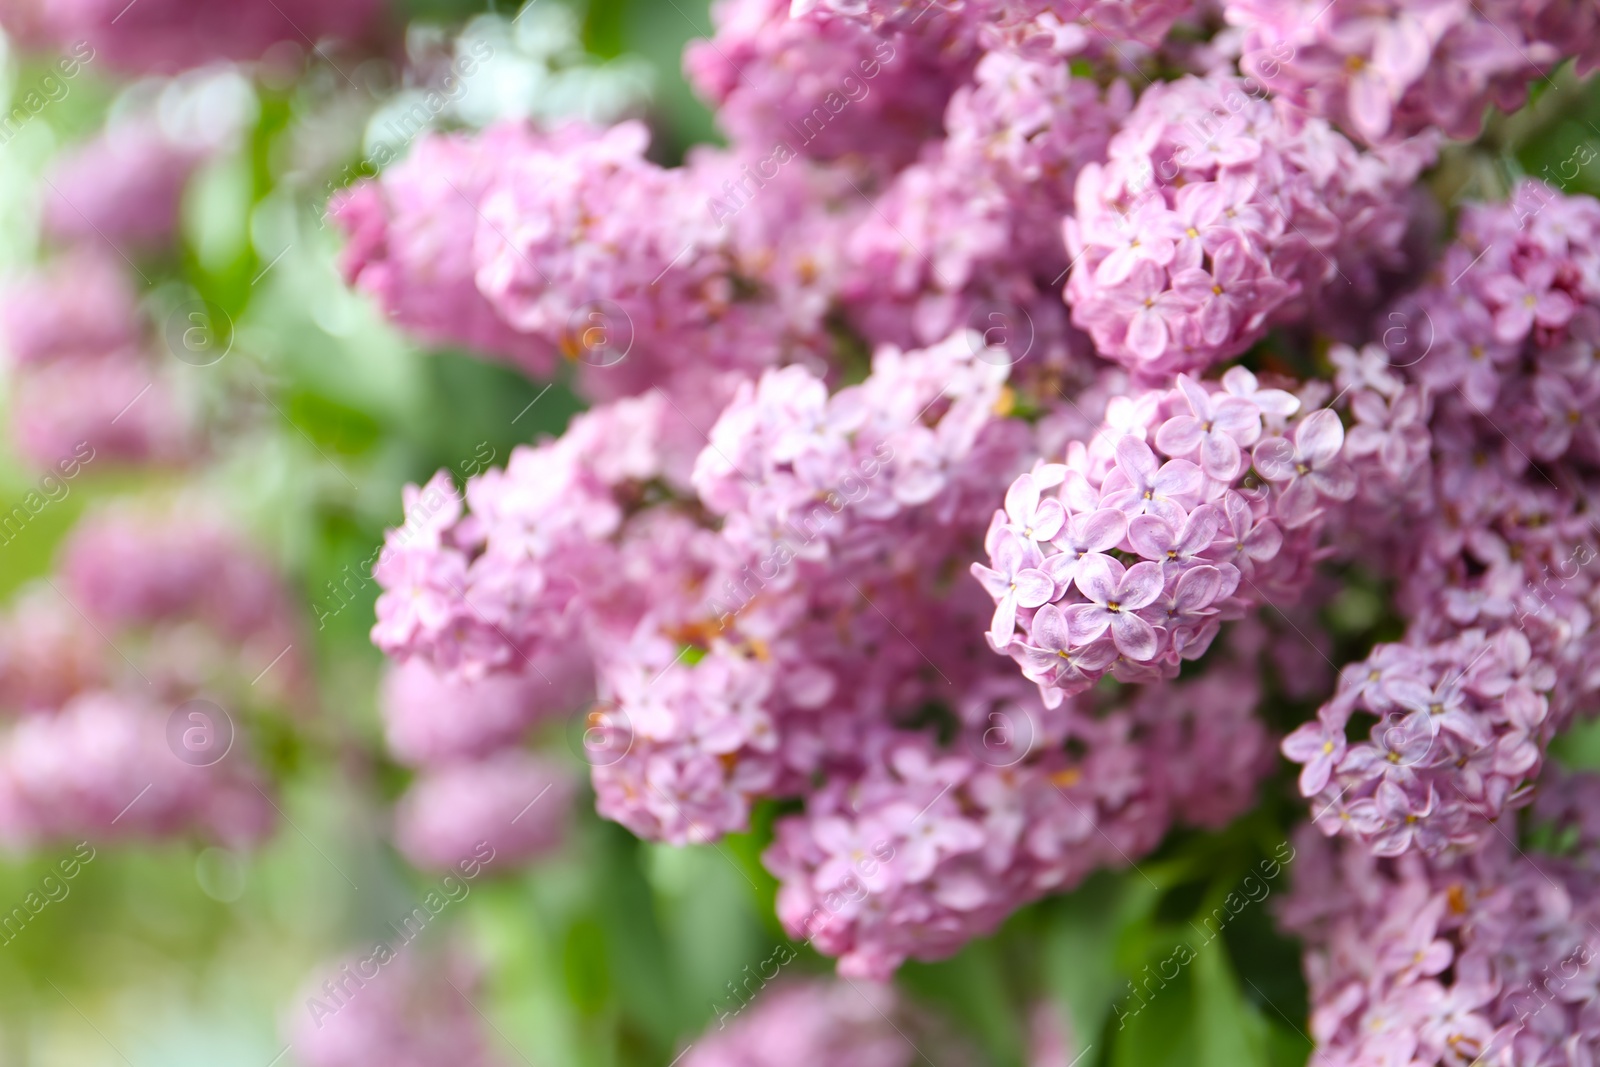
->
[1192,941,1270,1067]
[1108,942,1197,1067]
[563,915,612,1014]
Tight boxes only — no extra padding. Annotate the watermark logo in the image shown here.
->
[166,699,235,767]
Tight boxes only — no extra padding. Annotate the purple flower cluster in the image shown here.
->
[0,0,380,75]
[42,118,207,250]
[393,750,575,871]
[372,332,1276,976]
[1226,0,1600,144]
[329,0,1600,1037]
[1284,184,1600,858]
[679,977,979,1067]
[286,949,499,1067]
[0,505,302,848]
[333,120,844,412]
[686,0,960,170]
[766,664,1272,978]
[0,250,188,467]
[1278,778,1600,1067]
[1065,72,1434,376]
[792,0,1196,54]
[975,367,1347,705]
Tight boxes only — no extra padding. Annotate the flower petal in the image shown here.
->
[1296,409,1347,468]
[1075,552,1122,606]
[1117,560,1167,610]
[1110,612,1159,661]
[1005,474,1040,528]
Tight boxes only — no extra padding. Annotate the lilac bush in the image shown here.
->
[323,0,1600,1057]
[7,0,1600,1060]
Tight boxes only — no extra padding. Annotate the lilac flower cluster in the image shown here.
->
[372,332,1276,976]
[1226,0,1600,144]
[1065,72,1434,376]
[686,0,958,170]
[0,504,302,848]
[328,0,1600,1041]
[792,0,1197,55]
[0,0,380,75]
[286,949,500,1067]
[1283,184,1600,858]
[974,366,1346,705]
[1278,776,1600,1067]
[42,118,207,250]
[766,663,1272,978]
[333,120,844,413]
[0,250,188,467]
[679,978,979,1067]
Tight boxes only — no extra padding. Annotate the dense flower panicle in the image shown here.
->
[0,504,309,850]
[592,332,1032,843]
[842,53,1127,356]
[330,125,562,378]
[393,752,576,870]
[42,119,204,249]
[0,691,273,849]
[286,951,500,1067]
[370,389,701,676]
[474,122,853,403]
[765,663,1271,979]
[1226,0,1595,145]
[681,979,977,1067]
[1286,186,1600,859]
[10,354,187,467]
[686,0,961,171]
[62,504,305,673]
[791,0,1197,54]
[973,367,1348,706]
[1278,809,1600,1067]
[1064,73,1434,376]
[0,591,107,714]
[0,251,188,467]
[0,0,381,75]
[308,0,1600,1013]
[0,251,140,367]
[335,121,847,405]
[380,655,589,768]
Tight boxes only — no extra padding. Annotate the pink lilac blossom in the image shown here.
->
[62,504,305,660]
[0,0,381,75]
[1227,0,1597,145]
[42,119,204,249]
[680,978,978,1067]
[334,122,846,408]
[973,367,1349,706]
[686,0,960,171]
[1284,184,1600,859]
[765,662,1271,979]
[329,125,561,378]
[0,250,139,367]
[1063,72,1434,377]
[373,330,1286,974]
[0,252,188,467]
[1278,799,1600,1067]
[0,503,309,850]
[379,655,589,768]
[393,751,576,870]
[842,51,1127,358]
[286,951,500,1067]
[0,690,273,849]
[9,354,186,467]
[791,0,1197,54]
[0,590,107,714]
